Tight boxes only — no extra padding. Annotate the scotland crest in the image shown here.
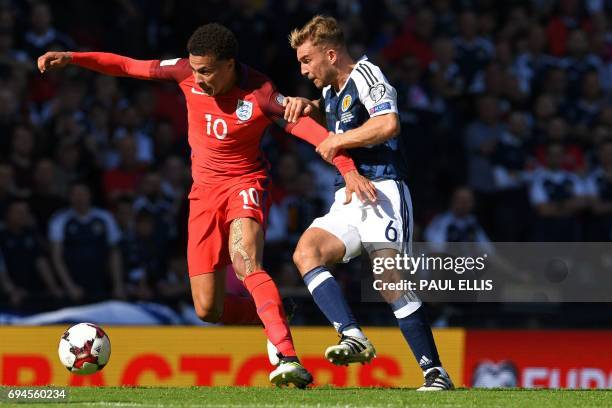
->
[236,99,253,121]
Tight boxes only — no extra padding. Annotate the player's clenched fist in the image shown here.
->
[37,51,72,73]
[282,96,313,123]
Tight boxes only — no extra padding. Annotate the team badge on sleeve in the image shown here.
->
[236,99,253,120]
[369,84,386,102]
[341,94,352,112]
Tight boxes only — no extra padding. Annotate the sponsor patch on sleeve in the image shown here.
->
[369,102,392,115]
[160,58,180,66]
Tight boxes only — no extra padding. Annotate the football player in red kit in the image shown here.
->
[38,23,376,388]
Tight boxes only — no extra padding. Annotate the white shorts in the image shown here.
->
[309,179,413,263]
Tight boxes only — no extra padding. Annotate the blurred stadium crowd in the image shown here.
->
[1,0,611,326]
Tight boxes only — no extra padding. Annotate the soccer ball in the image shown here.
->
[58,323,111,375]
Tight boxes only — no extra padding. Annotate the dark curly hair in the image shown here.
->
[187,23,238,60]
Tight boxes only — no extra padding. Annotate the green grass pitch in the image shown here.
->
[2,386,612,407]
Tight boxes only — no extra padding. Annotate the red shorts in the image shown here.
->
[187,177,270,277]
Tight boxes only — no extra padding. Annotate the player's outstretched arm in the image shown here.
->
[38,51,183,81]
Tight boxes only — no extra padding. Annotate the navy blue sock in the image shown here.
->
[303,266,358,333]
[391,298,441,371]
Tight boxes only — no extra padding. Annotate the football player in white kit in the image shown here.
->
[281,16,454,391]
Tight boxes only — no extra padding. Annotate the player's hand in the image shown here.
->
[283,96,313,123]
[316,132,341,163]
[343,170,377,204]
[37,51,72,73]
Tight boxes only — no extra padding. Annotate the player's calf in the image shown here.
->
[190,273,224,323]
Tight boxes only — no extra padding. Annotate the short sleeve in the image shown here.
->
[353,61,398,117]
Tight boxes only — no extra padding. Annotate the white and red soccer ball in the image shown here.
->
[58,323,111,375]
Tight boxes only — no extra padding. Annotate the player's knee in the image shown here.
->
[231,260,248,281]
[193,297,222,323]
[231,249,258,280]
[293,242,324,274]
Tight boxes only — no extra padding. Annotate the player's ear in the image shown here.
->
[224,58,235,72]
[326,48,337,64]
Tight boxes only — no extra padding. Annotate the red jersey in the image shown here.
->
[70,52,356,186]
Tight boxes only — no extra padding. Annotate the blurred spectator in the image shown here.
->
[0,163,16,219]
[133,171,175,241]
[103,135,146,200]
[0,27,31,69]
[563,70,606,143]
[530,143,587,241]
[541,67,569,107]
[513,24,557,95]
[160,155,190,212]
[54,140,94,197]
[0,200,62,307]
[585,139,612,240]
[561,29,606,96]
[48,183,125,302]
[120,209,169,301]
[113,195,134,234]
[492,112,533,241]
[534,117,586,173]
[23,1,74,59]
[381,7,435,69]
[153,120,185,163]
[28,158,66,234]
[110,106,154,167]
[546,0,591,57]
[531,94,560,143]
[0,89,20,153]
[424,187,491,244]
[267,154,303,245]
[9,124,36,197]
[428,36,464,102]
[453,10,494,90]
[465,95,504,231]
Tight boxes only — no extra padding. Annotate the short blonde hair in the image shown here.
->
[289,15,345,49]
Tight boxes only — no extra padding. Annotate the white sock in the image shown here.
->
[342,327,367,339]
